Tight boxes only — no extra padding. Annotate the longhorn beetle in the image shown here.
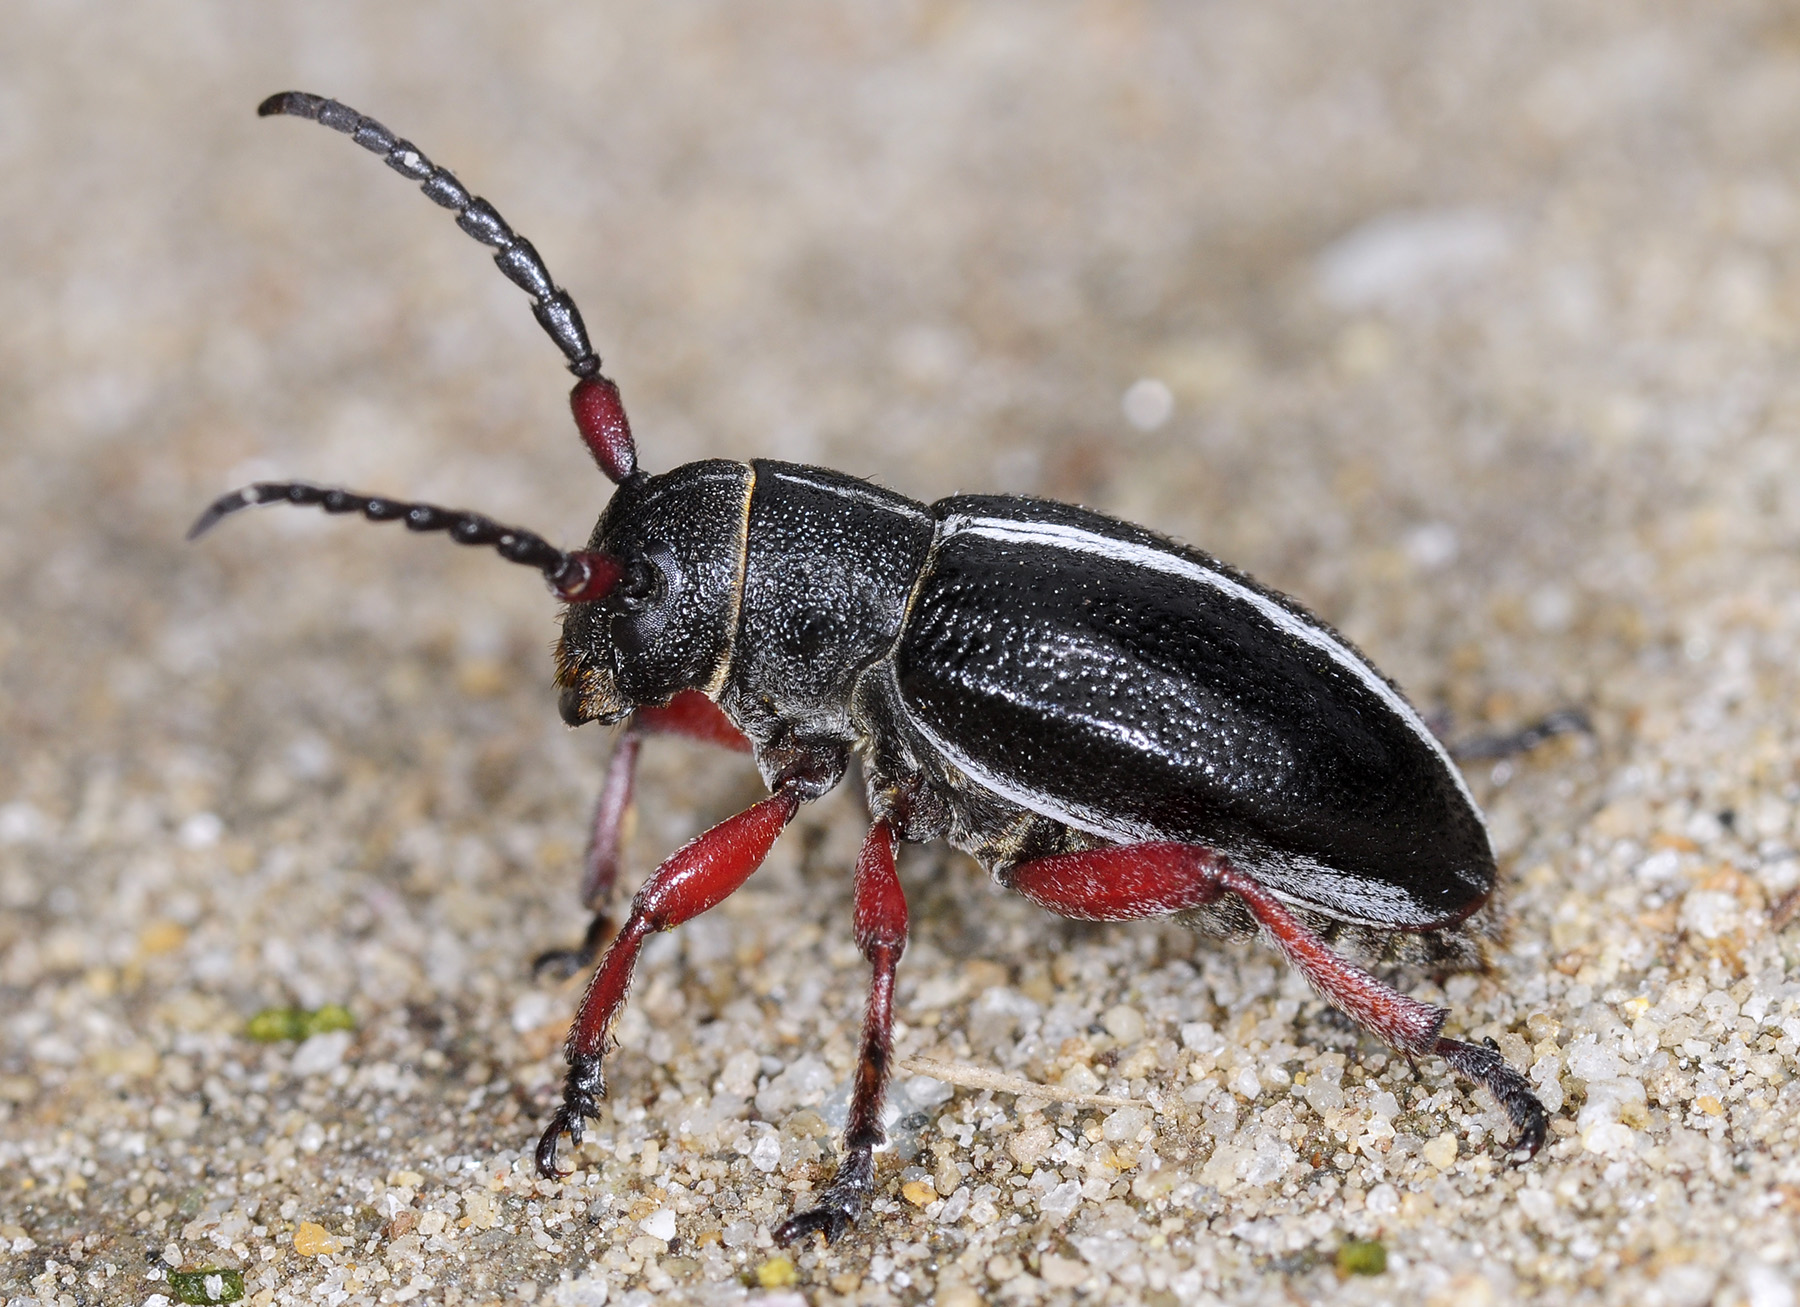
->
[192,92,1551,1245]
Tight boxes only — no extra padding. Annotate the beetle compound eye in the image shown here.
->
[615,556,660,609]
[608,543,685,662]
[614,544,680,612]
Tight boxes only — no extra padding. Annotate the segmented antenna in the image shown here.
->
[260,91,598,376]
[259,91,640,484]
[187,482,624,602]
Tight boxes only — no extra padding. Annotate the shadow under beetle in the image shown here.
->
[192,92,1553,1246]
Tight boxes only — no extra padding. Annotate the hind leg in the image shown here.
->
[1005,842,1547,1158]
[1446,707,1590,762]
[775,818,908,1246]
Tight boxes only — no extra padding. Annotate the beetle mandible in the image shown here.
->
[192,92,1550,1245]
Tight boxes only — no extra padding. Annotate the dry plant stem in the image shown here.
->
[895,1056,1138,1109]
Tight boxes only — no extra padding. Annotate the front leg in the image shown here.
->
[536,785,800,1177]
[776,819,907,1246]
[535,690,754,980]
[532,725,643,980]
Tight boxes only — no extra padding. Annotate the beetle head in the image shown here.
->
[555,460,751,726]
[205,96,752,731]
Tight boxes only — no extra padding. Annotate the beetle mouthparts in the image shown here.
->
[557,682,594,727]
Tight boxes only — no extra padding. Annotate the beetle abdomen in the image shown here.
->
[893,496,1493,929]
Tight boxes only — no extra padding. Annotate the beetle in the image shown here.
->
[192,92,1550,1245]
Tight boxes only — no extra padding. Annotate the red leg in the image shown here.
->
[537,786,800,1177]
[582,693,746,908]
[577,729,643,913]
[1007,843,1547,1158]
[634,688,754,753]
[536,690,753,980]
[777,819,908,1245]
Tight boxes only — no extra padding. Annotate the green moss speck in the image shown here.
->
[245,1003,355,1042]
[1336,1238,1387,1277]
[169,1267,245,1303]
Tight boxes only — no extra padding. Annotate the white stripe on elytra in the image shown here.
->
[937,514,1488,849]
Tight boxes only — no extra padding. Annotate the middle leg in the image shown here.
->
[1006,842,1548,1157]
[776,818,908,1246]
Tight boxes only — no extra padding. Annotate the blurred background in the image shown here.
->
[6,3,1800,1305]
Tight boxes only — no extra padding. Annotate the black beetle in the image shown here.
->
[192,92,1550,1245]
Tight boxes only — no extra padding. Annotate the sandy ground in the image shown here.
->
[7,3,1800,1304]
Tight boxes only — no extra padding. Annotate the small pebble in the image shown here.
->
[1423,1133,1460,1169]
[1101,1004,1147,1043]
[292,1222,339,1256]
[936,1283,986,1307]
[1103,1106,1151,1142]
[1040,1253,1089,1288]
[1009,1124,1056,1167]
[756,1255,799,1289]
[1060,1064,1103,1095]
[987,1254,1024,1283]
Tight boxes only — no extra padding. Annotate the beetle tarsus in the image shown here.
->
[1449,707,1593,761]
[774,1202,857,1247]
[536,1053,606,1179]
[1435,1035,1549,1160]
[531,949,584,982]
[775,1150,875,1246]
[530,912,611,982]
[534,1110,573,1179]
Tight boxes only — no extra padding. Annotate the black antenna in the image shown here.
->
[187,482,624,601]
[258,91,602,381]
